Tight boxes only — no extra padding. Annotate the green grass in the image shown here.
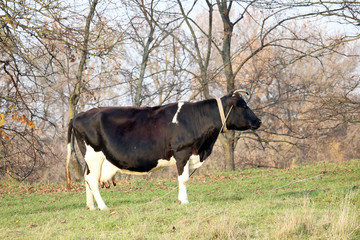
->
[1,160,359,239]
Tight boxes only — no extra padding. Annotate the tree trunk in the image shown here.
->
[134,29,154,107]
[217,0,236,170]
[219,131,235,171]
[66,0,98,186]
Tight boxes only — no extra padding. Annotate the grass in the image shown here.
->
[0,160,359,239]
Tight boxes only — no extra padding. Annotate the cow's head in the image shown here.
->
[223,90,261,131]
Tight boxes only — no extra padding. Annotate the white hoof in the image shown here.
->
[179,199,189,204]
[99,205,109,211]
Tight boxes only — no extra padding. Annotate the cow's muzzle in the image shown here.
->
[251,119,262,130]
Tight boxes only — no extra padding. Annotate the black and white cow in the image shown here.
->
[66,90,261,210]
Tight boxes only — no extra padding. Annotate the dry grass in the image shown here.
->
[272,192,359,240]
[328,193,358,239]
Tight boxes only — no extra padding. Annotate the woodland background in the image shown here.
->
[0,0,359,183]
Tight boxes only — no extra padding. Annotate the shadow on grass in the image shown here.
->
[5,203,85,216]
[274,184,359,200]
[274,188,330,199]
[103,192,244,207]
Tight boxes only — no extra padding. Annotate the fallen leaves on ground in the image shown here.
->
[0,182,85,195]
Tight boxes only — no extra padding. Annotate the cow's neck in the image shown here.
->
[191,97,229,138]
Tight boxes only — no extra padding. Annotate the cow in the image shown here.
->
[66,90,261,210]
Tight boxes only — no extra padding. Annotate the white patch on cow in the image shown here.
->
[172,102,184,124]
[178,160,190,204]
[150,157,177,172]
[84,144,108,210]
[189,155,203,170]
[100,159,120,183]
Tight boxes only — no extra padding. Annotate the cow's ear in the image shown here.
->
[225,94,238,107]
[226,93,248,108]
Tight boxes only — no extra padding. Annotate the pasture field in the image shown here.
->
[1,160,359,239]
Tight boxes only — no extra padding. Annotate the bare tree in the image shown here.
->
[0,0,121,182]
[0,0,69,181]
[120,0,186,106]
[66,0,99,189]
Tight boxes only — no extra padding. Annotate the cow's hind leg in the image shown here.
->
[83,165,95,210]
[85,180,96,210]
[84,145,108,210]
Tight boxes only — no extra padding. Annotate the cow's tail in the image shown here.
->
[66,119,73,190]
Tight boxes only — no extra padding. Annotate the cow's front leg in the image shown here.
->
[177,160,190,204]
